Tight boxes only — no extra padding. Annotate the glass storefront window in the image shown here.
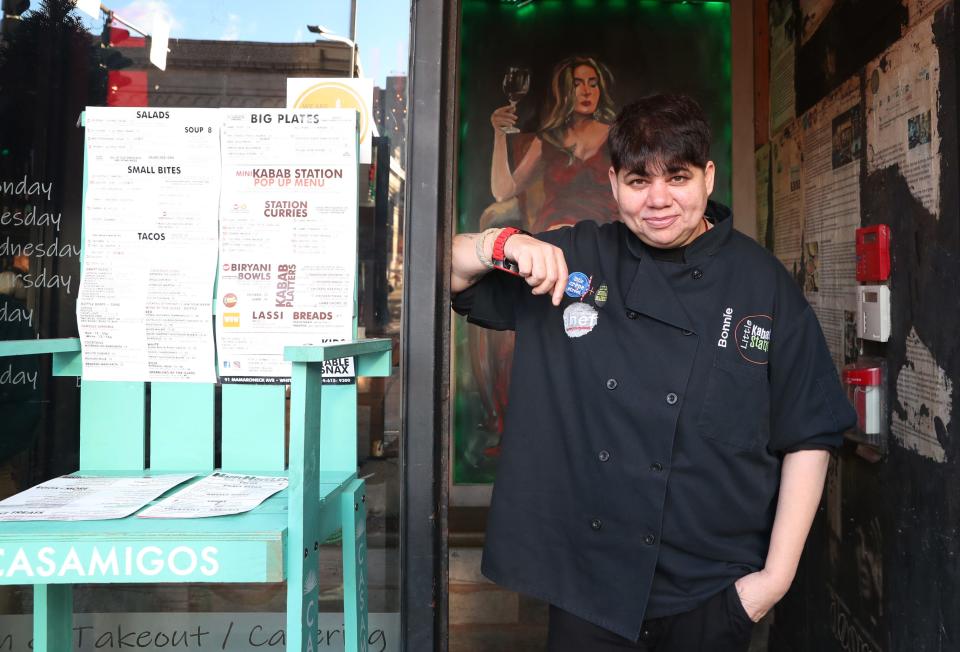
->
[0,0,409,649]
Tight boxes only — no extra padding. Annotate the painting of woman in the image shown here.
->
[465,55,619,466]
[487,55,619,232]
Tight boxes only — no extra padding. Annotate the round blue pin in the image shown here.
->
[565,272,591,298]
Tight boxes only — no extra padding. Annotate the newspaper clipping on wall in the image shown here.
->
[800,77,862,367]
[771,122,804,274]
[892,328,952,462]
[866,13,941,218]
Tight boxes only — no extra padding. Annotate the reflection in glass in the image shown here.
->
[0,0,409,643]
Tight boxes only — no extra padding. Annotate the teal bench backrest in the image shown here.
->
[77,379,358,475]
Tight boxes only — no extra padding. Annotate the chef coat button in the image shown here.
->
[640,629,652,641]
[598,450,610,462]
[643,534,656,545]
[681,329,693,336]
[591,518,603,531]
[691,268,703,280]
[626,309,639,319]
[650,462,663,472]
[606,378,618,390]
[665,392,679,405]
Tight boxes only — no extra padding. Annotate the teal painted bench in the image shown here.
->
[0,336,390,652]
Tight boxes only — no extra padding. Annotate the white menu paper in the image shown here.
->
[215,109,358,383]
[138,472,288,519]
[78,107,220,383]
[0,474,194,521]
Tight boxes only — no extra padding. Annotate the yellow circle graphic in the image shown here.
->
[293,82,369,144]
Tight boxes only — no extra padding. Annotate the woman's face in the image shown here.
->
[571,64,601,115]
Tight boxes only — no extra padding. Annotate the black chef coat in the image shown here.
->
[452,202,856,640]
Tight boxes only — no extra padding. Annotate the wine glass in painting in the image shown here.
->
[501,67,530,134]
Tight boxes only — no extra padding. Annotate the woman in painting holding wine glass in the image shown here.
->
[489,55,618,232]
[463,56,619,462]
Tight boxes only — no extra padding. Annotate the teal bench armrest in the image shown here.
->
[0,338,81,376]
[0,338,80,356]
[284,338,392,377]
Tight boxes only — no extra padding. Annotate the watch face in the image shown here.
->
[493,258,521,276]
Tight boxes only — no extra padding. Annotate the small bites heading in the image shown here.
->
[264,200,308,217]
[127,166,182,174]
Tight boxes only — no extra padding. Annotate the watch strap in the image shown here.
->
[491,227,529,275]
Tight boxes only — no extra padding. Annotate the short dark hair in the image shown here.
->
[607,94,712,174]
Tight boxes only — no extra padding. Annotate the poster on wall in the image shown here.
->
[78,107,220,383]
[866,13,941,219]
[770,122,804,276]
[799,77,862,368]
[452,0,732,494]
[216,109,358,383]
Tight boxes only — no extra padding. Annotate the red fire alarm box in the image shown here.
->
[856,225,891,282]
[842,359,887,451]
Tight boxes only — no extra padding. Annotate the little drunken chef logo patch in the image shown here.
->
[563,302,598,338]
[734,314,772,364]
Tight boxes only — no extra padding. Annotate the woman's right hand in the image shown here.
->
[502,234,569,306]
[490,104,518,132]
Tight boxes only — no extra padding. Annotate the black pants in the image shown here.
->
[546,584,755,652]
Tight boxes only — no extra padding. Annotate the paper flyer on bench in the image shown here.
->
[215,109,358,384]
[138,472,288,519]
[78,107,220,383]
[0,474,194,521]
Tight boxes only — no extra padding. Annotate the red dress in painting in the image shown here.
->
[528,139,619,232]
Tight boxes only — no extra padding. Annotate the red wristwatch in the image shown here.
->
[491,227,529,275]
